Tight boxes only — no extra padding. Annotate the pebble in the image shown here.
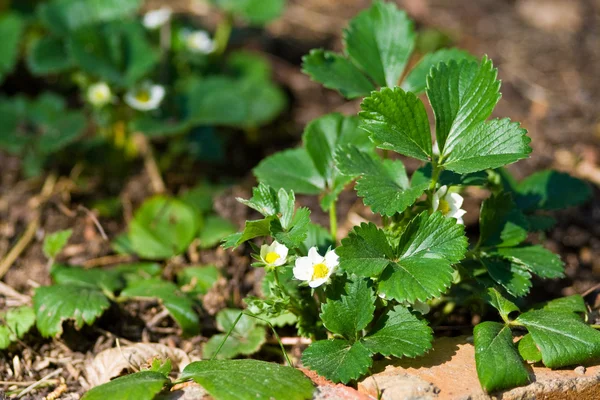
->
[574,366,586,375]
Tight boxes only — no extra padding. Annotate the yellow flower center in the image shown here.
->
[312,263,329,280]
[135,90,151,102]
[265,252,280,264]
[438,198,451,215]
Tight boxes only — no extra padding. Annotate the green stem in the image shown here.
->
[428,158,442,191]
[329,200,337,244]
[210,311,243,360]
[214,13,233,56]
[591,324,600,330]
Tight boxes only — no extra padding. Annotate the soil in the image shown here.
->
[1,0,599,398]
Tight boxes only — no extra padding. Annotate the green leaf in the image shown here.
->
[254,148,325,195]
[401,48,473,94]
[494,246,564,279]
[440,118,531,174]
[360,87,432,161]
[43,229,73,259]
[300,223,333,256]
[518,333,542,363]
[516,170,591,211]
[517,310,600,368]
[69,22,158,87]
[483,288,519,323]
[474,321,529,392]
[27,36,74,75]
[0,13,24,83]
[181,359,314,400]
[203,309,266,359]
[336,145,428,216]
[222,218,272,249]
[177,266,219,296]
[301,50,375,99]
[321,278,375,340]
[50,264,123,293]
[478,193,528,248]
[34,285,110,337]
[337,223,394,276]
[427,56,500,154]
[344,1,415,87]
[81,371,167,400]
[0,307,35,349]
[113,262,162,285]
[199,215,237,249]
[120,279,200,335]
[39,0,142,34]
[379,212,467,303]
[210,0,285,25]
[237,183,280,217]
[481,257,532,298]
[302,340,372,384]
[362,305,433,358]
[537,295,587,315]
[271,207,311,249]
[129,196,199,260]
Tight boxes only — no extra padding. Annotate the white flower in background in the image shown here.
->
[432,185,466,224]
[143,7,172,29]
[260,241,289,267]
[86,82,112,107]
[412,301,431,315]
[293,247,338,288]
[124,82,165,111]
[185,30,216,54]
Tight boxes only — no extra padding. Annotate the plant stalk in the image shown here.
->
[329,200,337,244]
[214,13,233,56]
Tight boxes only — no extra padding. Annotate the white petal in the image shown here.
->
[259,243,269,260]
[308,277,328,288]
[324,249,339,269]
[293,257,313,281]
[448,192,464,209]
[274,242,289,259]
[432,141,440,156]
[437,185,448,198]
[432,193,440,212]
[307,247,324,264]
[143,7,172,29]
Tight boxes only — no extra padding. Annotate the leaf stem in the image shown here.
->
[210,311,243,360]
[214,13,233,56]
[428,158,442,191]
[329,200,337,244]
[591,324,600,330]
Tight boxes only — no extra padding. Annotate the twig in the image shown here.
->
[0,216,39,279]
[0,380,58,386]
[582,282,600,297]
[82,254,135,268]
[133,133,166,194]
[77,205,108,240]
[0,281,31,305]
[17,368,63,398]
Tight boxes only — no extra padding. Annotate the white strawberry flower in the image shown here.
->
[124,82,165,111]
[143,7,172,29]
[86,82,112,107]
[260,241,289,267]
[293,247,338,288]
[185,30,216,54]
[432,185,466,224]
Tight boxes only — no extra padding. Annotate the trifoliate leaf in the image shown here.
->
[43,229,73,259]
[494,246,564,279]
[120,279,200,336]
[254,148,325,195]
[199,215,237,249]
[518,333,542,363]
[320,278,375,340]
[537,295,587,315]
[360,87,432,161]
[427,56,500,153]
[481,257,532,298]
[302,50,375,99]
[474,321,530,392]
[50,264,123,293]
[81,371,167,400]
[516,170,591,211]
[0,307,35,349]
[271,207,311,249]
[441,118,531,174]
[27,36,74,75]
[300,223,333,256]
[379,212,467,303]
[302,339,372,384]
[0,13,24,83]
[337,223,395,276]
[34,285,110,338]
[203,309,266,359]
[237,183,280,217]
[483,288,519,323]
[336,145,428,216]
[401,48,474,94]
[517,310,600,368]
[181,359,315,400]
[362,305,433,358]
[344,1,415,88]
[129,196,199,260]
[478,193,528,249]
[177,266,219,296]
[222,218,272,249]
[411,163,489,187]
